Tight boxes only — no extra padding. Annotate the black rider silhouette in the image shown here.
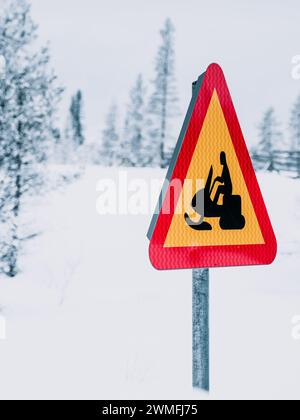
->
[211,151,232,206]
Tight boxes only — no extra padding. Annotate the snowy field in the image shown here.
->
[0,167,299,400]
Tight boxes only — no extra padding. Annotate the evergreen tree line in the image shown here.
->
[65,18,300,173]
[60,19,180,169]
[91,18,179,169]
[1,1,298,279]
[254,101,300,175]
[0,8,179,278]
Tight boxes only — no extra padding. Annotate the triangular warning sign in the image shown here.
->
[148,63,277,270]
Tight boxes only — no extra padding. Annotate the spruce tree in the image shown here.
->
[101,104,119,167]
[290,96,300,151]
[257,108,282,172]
[0,0,62,277]
[289,95,300,177]
[69,90,84,147]
[148,19,179,168]
[61,90,84,164]
[122,75,150,167]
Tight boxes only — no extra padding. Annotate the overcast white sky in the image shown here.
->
[26,0,300,145]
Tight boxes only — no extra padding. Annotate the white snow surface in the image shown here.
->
[0,166,299,400]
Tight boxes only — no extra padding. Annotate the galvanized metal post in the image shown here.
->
[193,268,209,391]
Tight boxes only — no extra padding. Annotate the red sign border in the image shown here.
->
[149,63,277,270]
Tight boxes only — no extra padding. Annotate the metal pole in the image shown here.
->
[193,268,209,391]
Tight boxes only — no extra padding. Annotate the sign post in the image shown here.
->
[193,268,209,391]
[147,63,277,391]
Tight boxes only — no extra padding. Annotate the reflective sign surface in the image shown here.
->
[148,64,277,270]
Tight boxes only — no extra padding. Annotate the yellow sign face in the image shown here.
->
[148,63,277,270]
[164,90,265,248]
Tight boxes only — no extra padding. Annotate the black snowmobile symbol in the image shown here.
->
[185,152,246,231]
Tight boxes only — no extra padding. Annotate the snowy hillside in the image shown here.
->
[0,167,299,400]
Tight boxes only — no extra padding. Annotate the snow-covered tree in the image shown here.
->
[60,90,84,163]
[289,96,300,151]
[289,96,300,177]
[68,90,84,147]
[148,18,179,168]
[257,108,282,172]
[101,104,119,166]
[0,0,62,277]
[121,75,151,167]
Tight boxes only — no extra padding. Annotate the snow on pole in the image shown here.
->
[193,268,209,391]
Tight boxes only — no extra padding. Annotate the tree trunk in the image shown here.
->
[8,121,23,277]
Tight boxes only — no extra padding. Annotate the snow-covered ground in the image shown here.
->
[0,167,299,400]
